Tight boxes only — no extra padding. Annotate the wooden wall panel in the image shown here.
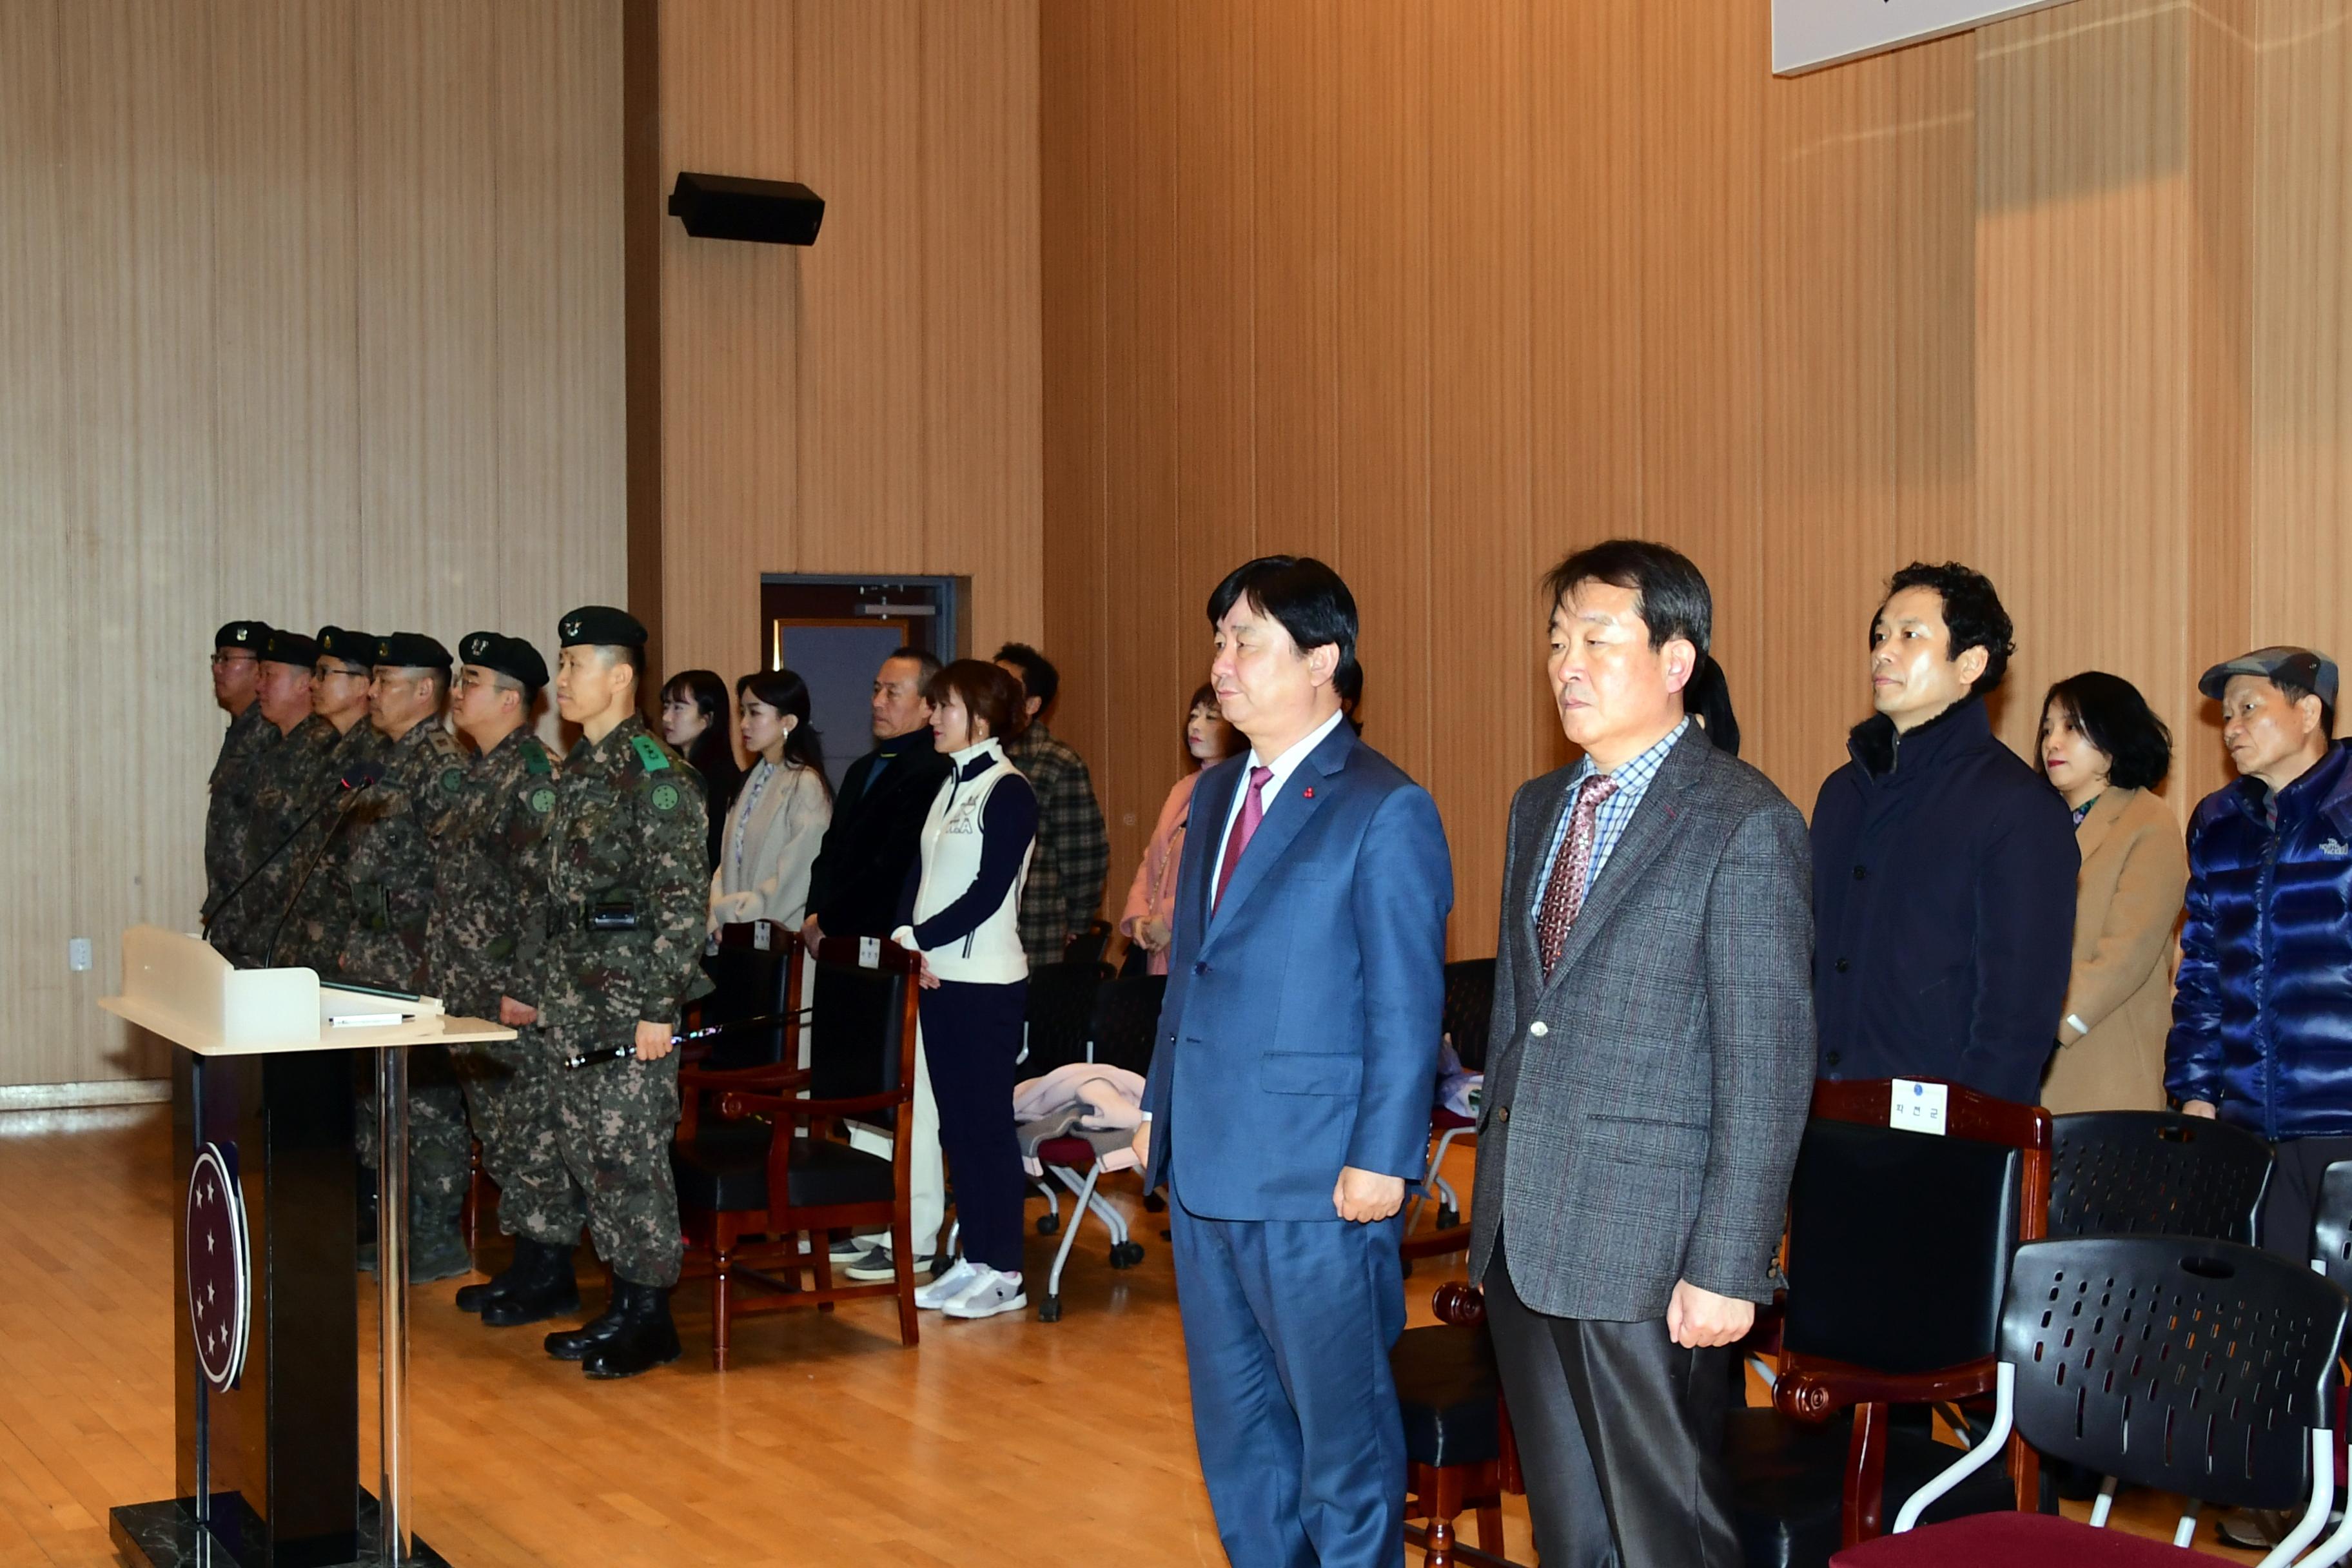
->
[1041,0,2297,959]
[642,0,1044,710]
[1,2,625,1088]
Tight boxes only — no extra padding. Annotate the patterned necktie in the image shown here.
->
[1215,765,1276,910]
[1536,773,1620,977]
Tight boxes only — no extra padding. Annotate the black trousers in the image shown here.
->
[2259,1134,2352,1261]
[918,978,1028,1275]
[1482,1230,1743,1568]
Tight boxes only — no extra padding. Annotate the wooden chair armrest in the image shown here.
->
[715,1086,908,1122]
[1772,1353,1997,1421]
[680,1063,812,1096]
[1431,1280,1487,1327]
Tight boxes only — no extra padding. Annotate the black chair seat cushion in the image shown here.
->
[1830,1511,2194,1566]
[1727,1407,2015,1568]
[1391,1323,1500,1469]
[672,1122,893,1214]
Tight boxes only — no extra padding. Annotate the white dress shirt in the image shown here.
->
[1215,705,1349,892]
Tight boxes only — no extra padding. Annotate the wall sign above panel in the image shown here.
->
[1772,0,2076,75]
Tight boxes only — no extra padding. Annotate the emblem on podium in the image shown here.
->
[186,1142,251,1391]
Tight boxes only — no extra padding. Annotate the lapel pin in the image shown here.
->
[1302,787,1314,799]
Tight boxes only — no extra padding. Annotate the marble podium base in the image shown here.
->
[110,1490,449,1568]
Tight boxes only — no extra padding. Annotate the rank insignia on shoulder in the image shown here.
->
[651,782,680,813]
[441,767,467,795]
[529,787,556,815]
[523,745,552,777]
[629,734,671,774]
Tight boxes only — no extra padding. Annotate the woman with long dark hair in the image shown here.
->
[660,668,743,870]
[2037,671,2186,1112]
[708,668,832,931]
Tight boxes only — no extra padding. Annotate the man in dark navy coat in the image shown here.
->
[1812,562,2078,1104]
[1135,556,1453,1568]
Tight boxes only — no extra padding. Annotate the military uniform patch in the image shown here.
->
[441,767,467,795]
[651,783,680,813]
[629,734,672,774]
[529,787,556,815]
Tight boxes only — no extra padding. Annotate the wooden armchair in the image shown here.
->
[1727,1077,2052,1565]
[1395,1280,1522,1568]
[670,934,925,1366]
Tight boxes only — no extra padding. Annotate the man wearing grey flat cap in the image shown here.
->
[2169,645,2349,1255]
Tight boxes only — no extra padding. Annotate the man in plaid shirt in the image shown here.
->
[995,643,1110,966]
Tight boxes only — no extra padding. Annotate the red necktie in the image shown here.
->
[1536,774,1620,978]
[1215,765,1275,910]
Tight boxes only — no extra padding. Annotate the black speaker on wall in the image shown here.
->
[667,172,825,246]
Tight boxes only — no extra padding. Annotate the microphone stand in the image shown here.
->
[203,776,372,956]
[261,796,366,972]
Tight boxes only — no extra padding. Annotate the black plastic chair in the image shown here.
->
[1022,958,1111,1075]
[2046,1112,2273,1244]
[1027,972,1166,1322]
[1410,957,1495,1234]
[1837,1235,2351,1565]
[1729,1081,2050,1568]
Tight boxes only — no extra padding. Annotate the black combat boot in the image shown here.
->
[482,1239,582,1328]
[458,1235,538,1313]
[582,1283,681,1380]
[544,1281,633,1362]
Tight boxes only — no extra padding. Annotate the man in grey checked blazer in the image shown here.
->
[1468,540,1815,1568]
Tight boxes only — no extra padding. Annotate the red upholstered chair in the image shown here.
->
[1406,959,1494,1239]
[1729,1078,2053,1565]
[671,934,925,1366]
[1026,972,1163,1322]
[1830,1235,2350,1567]
[1393,1282,1522,1568]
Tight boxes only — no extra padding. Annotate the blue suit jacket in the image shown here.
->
[1139,720,1453,1222]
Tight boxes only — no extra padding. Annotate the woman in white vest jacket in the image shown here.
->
[709,667,832,931]
[891,658,1039,1320]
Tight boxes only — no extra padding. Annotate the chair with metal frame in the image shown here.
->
[1830,1234,2352,1567]
[2046,1111,2273,1244]
[1407,957,1494,1237]
[1026,971,1164,1322]
[669,933,925,1366]
[1727,1077,2053,1567]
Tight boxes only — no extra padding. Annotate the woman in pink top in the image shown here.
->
[1119,684,1239,974]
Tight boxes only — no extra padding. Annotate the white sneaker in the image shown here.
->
[941,1268,1028,1320]
[915,1256,979,1309]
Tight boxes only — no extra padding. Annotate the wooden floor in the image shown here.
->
[0,1105,2263,1567]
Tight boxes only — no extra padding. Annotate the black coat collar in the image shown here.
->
[1847,696,1989,782]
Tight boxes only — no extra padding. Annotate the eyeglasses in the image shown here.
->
[211,651,259,668]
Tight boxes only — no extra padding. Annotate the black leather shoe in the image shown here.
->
[582,1284,682,1380]
[544,1284,632,1361]
[483,1241,581,1328]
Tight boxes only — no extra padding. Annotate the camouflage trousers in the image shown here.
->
[355,1044,473,1230]
[450,1032,585,1248]
[547,1028,683,1288]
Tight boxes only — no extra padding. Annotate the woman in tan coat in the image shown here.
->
[2038,672,2189,1113]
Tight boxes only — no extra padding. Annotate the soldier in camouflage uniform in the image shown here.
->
[272,626,392,974]
[529,606,709,1380]
[340,632,475,1282]
[202,620,273,919]
[431,631,585,1327]
[213,628,336,965]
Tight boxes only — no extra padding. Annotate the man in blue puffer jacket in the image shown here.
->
[2167,645,2349,1256]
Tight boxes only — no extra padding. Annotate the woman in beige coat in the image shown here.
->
[2037,672,2189,1113]
[709,668,832,931]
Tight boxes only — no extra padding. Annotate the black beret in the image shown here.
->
[558,605,647,650]
[261,628,319,669]
[373,631,451,671]
[215,620,271,652]
[315,626,377,667]
[458,631,549,694]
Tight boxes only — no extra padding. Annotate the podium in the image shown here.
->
[99,927,515,1568]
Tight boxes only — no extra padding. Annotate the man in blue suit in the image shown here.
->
[1133,556,1453,1568]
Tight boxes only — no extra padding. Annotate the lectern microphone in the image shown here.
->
[202,761,387,946]
[255,761,389,969]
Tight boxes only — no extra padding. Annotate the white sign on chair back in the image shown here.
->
[1773,0,2075,75]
